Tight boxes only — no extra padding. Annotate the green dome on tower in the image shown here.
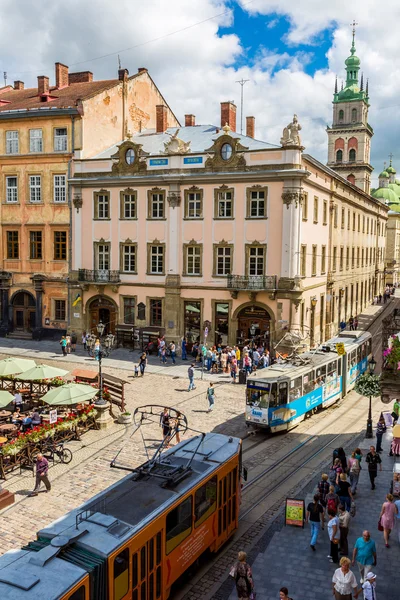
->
[387,165,396,175]
[379,169,389,179]
[389,183,400,197]
[372,187,398,203]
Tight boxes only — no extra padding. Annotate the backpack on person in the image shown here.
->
[328,468,337,484]
[327,497,337,513]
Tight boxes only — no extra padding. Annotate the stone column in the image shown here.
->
[32,275,45,339]
[0,272,11,336]
[165,186,182,343]
[281,186,304,278]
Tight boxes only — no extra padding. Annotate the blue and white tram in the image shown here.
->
[245,330,372,432]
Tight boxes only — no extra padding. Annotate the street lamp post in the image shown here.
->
[95,321,106,406]
[366,356,377,438]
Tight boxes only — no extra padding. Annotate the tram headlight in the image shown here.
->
[262,419,267,423]
[247,415,251,420]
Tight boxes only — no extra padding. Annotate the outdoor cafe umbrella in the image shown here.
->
[0,357,36,377]
[0,390,15,408]
[16,364,68,381]
[41,383,99,406]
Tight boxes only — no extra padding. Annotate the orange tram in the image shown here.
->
[0,433,242,600]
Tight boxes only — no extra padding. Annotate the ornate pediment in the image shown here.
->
[204,127,248,171]
[111,140,148,175]
[163,129,191,155]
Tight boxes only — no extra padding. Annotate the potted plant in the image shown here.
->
[118,411,133,424]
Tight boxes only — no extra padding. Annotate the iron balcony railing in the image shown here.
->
[227,274,277,291]
[78,269,121,283]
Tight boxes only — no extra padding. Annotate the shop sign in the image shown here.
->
[149,158,168,166]
[183,156,203,164]
[285,498,305,528]
[49,409,58,425]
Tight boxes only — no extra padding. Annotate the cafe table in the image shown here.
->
[0,410,11,421]
[0,423,17,436]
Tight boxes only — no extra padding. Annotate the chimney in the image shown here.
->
[118,68,129,81]
[221,101,236,132]
[246,116,255,138]
[156,105,168,133]
[185,114,195,127]
[38,76,49,96]
[14,80,24,90]
[68,71,93,84]
[55,62,69,89]
[138,67,148,74]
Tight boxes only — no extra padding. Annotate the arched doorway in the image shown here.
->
[11,291,36,332]
[87,296,117,335]
[236,305,271,348]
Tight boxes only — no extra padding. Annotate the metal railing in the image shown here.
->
[78,269,120,283]
[227,274,277,290]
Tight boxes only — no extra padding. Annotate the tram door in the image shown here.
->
[341,354,348,397]
[217,466,238,547]
[132,531,162,600]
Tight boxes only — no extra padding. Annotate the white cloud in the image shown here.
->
[0,0,399,184]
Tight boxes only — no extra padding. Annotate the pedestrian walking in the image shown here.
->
[60,335,67,356]
[279,587,293,600]
[230,358,238,383]
[348,451,361,494]
[329,457,343,489]
[391,398,400,425]
[317,473,330,509]
[338,473,353,512]
[349,316,354,331]
[340,319,346,331]
[327,508,340,563]
[379,493,398,548]
[375,415,386,453]
[70,331,77,352]
[206,382,215,412]
[306,493,324,551]
[352,530,377,583]
[229,551,254,600]
[170,341,176,364]
[160,408,171,447]
[378,294,382,303]
[332,557,358,600]
[66,334,71,354]
[358,571,377,600]
[338,504,351,556]
[82,331,87,351]
[161,346,167,364]
[365,446,382,490]
[30,453,51,496]
[326,485,340,513]
[354,316,358,330]
[188,364,196,391]
[181,337,187,360]
[138,352,147,376]
[334,447,348,472]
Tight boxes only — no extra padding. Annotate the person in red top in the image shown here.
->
[30,453,51,495]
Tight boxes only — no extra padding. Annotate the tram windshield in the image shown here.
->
[246,387,270,409]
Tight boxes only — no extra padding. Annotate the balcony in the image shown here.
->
[78,269,121,283]
[227,274,277,291]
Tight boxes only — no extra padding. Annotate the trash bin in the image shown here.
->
[238,369,247,385]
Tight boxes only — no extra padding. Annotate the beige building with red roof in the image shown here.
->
[0,62,178,339]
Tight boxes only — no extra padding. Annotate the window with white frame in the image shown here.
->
[122,194,136,219]
[54,128,67,152]
[149,192,164,219]
[248,189,266,218]
[6,131,19,154]
[216,190,233,218]
[248,246,265,276]
[29,129,43,152]
[94,193,110,219]
[29,175,41,203]
[185,245,201,275]
[54,175,66,203]
[6,177,18,203]
[122,244,136,272]
[150,245,164,274]
[95,243,110,270]
[185,191,202,218]
[215,246,232,276]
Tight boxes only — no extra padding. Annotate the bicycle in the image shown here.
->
[42,441,73,464]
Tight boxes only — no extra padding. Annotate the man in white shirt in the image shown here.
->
[13,392,23,410]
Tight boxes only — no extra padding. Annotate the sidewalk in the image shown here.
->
[228,429,400,600]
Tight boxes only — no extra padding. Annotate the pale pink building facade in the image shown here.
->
[70,104,387,351]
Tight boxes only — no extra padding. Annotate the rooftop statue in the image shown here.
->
[280,114,302,147]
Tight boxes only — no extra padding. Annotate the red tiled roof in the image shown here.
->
[0,80,120,112]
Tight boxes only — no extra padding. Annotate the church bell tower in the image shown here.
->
[327,23,373,193]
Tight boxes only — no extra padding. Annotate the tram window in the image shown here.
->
[315,366,326,385]
[246,388,269,408]
[156,566,162,598]
[278,382,288,405]
[68,586,85,600]
[357,347,362,363]
[149,573,154,600]
[114,548,129,600]
[270,383,278,407]
[133,591,138,600]
[289,376,302,401]
[327,360,337,376]
[141,582,146,600]
[140,546,146,581]
[132,553,138,589]
[367,339,372,355]
[337,360,342,376]
[195,476,217,527]
[149,537,154,572]
[166,496,192,554]
[303,372,314,395]
[350,350,357,368]
[156,532,162,564]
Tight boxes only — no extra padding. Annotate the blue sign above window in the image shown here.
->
[183,156,203,164]
[149,158,168,166]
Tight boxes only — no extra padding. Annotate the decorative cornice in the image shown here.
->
[282,189,305,208]
[167,192,181,208]
[163,129,191,155]
[73,193,83,213]
[204,134,249,172]
[111,140,148,175]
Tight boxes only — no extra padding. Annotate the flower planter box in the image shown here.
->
[117,413,133,425]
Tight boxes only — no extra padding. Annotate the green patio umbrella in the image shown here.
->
[41,383,99,406]
[0,390,15,408]
[0,357,36,377]
[16,364,68,381]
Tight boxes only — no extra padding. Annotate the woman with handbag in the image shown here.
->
[230,551,255,599]
[379,493,398,548]
[327,508,340,563]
